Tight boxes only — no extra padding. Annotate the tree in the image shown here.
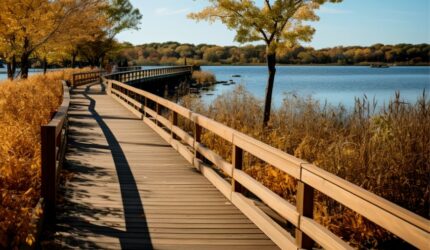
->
[78,0,142,67]
[0,0,105,79]
[189,0,342,127]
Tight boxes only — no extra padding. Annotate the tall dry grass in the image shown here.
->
[0,69,82,248]
[181,85,429,248]
[192,70,216,85]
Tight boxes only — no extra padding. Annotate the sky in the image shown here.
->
[117,0,430,49]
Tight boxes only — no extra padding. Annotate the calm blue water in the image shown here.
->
[0,69,45,81]
[200,66,430,108]
[2,66,429,109]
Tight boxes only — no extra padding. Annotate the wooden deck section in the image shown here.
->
[53,83,279,249]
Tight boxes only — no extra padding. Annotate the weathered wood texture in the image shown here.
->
[54,83,278,249]
[72,71,104,88]
[104,77,430,250]
[41,80,70,223]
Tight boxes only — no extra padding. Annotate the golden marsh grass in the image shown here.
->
[181,85,429,248]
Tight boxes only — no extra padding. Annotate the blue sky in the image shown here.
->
[117,0,430,48]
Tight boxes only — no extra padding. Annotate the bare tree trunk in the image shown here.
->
[7,56,16,80]
[71,51,77,68]
[21,53,30,79]
[263,53,277,127]
[7,62,13,80]
[43,57,48,74]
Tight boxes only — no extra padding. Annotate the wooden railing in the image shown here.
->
[115,66,142,72]
[104,66,192,83]
[71,70,104,87]
[41,80,70,223]
[102,77,429,250]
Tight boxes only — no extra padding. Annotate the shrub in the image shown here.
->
[0,69,83,248]
[192,70,216,85]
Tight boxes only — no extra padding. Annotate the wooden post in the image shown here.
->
[295,181,315,249]
[143,97,148,117]
[194,122,202,160]
[41,125,57,223]
[71,74,76,88]
[232,145,244,193]
[156,103,161,126]
[171,111,178,140]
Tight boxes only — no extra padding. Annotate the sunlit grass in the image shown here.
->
[0,69,84,248]
[181,85,429,248]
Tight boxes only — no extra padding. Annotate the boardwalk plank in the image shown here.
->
[54,83,279,249]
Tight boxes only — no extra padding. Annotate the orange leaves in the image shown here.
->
[0,69,82,248]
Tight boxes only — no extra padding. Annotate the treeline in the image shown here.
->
[117,42,430,66]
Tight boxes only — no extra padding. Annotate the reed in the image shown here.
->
[0,69,84,248]
[192,70,216,85]
[181,85,429,248]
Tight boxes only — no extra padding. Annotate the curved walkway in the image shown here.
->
[53,83,278,249]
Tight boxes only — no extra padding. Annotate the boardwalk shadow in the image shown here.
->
[56,84,153,249]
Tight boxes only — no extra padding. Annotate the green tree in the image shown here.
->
[189,0,342,127]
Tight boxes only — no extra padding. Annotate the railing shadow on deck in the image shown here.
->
[55,83,153,249]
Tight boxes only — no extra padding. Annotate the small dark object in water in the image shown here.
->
[230,81,236,84]
[189,88,199,94]
[216,80,228,84]
[222,83,230,86]
[206,93,214,96]
[232,74,241,77]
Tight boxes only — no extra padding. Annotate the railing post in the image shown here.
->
[143,97,148,117]
[71,74,76,88]
[295,180,315,249]
[107,80,112,95]
[156,103,161,126]
[41,125,57,224]
[171,111,178,140]
[232,145,244,194]
[194,121,202,160]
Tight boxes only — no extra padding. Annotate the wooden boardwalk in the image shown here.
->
[53,83,279,249]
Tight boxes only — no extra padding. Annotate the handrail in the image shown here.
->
[71,70,104,88]
[41,80,70,223]
[102,77,430,250]
[104,66,192,83]
[115,66,142,72]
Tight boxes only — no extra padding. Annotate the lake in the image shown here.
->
[2,66,429,109]
[200,66,430,109]
[0,70,44,81]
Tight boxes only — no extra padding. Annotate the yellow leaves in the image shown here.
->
[0,0,110,65]
[0,69,83,249]
[189,0,341,49]
[25,235,35,246]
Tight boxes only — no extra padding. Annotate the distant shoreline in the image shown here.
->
[140,63,430,67]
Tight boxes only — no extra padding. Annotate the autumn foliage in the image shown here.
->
[181,86,429,248]
[0,69,82,249]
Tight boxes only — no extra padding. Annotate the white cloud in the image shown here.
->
[319,6,350,14]
[154,7,189,16]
